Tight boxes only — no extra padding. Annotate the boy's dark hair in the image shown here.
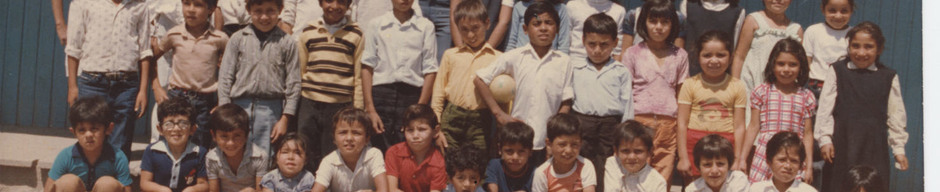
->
[318,0,352,6]
[273,132,307,156]
[847,21,886,62]
[209,103,249,133]
[696,30,735,74]
[402,104,438,130]
[496,122,535,149]
[201,0,220,10]
[688,0,737,7]
[69,97,113,127]
[157,97,195,124]
[764,131,806,165]
[636,0,680,44]
[583,13,618,40]
[613,120,653,152]
[521,0,562,5]
[245,0,283,10]
[844,165,887,192]
[822,0,854,10]
[523,1,560,29]
[454,0,489,25]
[546,113,580,142]
[499,122,535,149]
[333,107,375,137]
[693,134,735,168]
[445,145,487,177]
[763,38,810,86]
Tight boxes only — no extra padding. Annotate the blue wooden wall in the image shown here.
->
[0,0,922,190]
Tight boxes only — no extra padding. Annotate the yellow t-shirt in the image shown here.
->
[677,74,747,132]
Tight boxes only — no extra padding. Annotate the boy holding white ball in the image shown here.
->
[474,1,573,165]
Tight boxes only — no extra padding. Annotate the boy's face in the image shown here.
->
[451,169,482,192]
[70,122,113,152]
[276,140,306,178]
[404,120,436,153]
[523,12,558,48]
[458,18,489,50]
[547,134,581,168]
[615,139,650,173]
[248,2,281,32]
[583,32,615,64]
[321,0,349,25]
[391,0,414,14]
[770,147,802,184]
[212,128,248,157]
[499,143,532,173]
[699,157,731,189]
[158,115,196,147]
[334,121,369,158]
[182,0,212,28]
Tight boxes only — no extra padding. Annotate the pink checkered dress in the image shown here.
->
[748,83,817,182]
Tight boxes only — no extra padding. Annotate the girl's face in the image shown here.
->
[616,139,651,173]
[764,0,792,14]
[404,120,435,153]
[699,157,731,190]
[645,16,672,43]
[823,0,853,30]
[699,40,731,79]
[276,140,306,178]
[334,121,369,158]
[773,52,801,85]
[848,31,882,69]
[770,147,802,185]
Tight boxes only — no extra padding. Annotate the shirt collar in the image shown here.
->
[240,25,287,39]
[380,11,421,29]
[458,43,497,56]
[319,17,349,29]
[573,56,618,69]
[330,146,372,167]
[847,61,879,71]
[71,142,117,162]
[276,170,310,183]
[151,140,201,157]
[521,44,561,62]
[391,145,445,167]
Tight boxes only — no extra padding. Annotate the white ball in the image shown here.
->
[489,74,516,104]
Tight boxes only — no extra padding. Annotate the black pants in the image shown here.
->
[571,111,621,192]
[369,83,421,151]
[297,98,350,172]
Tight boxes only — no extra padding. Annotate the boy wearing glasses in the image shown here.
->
[140,97,210,192]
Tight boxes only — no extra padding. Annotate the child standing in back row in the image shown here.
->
[679,0,745,76]
[505,0,570,53]
[815,21,909,192]
[565,0,627,60]
[621,0,688,186]
[731,0,802,92]
[802,0,854,97]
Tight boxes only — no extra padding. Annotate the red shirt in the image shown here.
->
[385,143,447,192]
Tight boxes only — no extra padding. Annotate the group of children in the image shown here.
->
[46,0,909,191]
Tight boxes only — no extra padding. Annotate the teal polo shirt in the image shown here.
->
[48,143,133,190]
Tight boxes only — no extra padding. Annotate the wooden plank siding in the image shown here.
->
[0,0,923,190]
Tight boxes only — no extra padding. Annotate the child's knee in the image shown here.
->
[54,174,87,192]
[90,176,123,192]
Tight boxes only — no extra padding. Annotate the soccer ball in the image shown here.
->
[489,74,515,104]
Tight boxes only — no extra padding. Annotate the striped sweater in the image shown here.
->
[297,20,364,108]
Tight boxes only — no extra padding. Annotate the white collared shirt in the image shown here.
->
[350,0,422,25]
[571,57,634,122]
[65,0,153,72]
[149,141,203,189]
[475,44,573,150]
[685,171,749,192]
[814,61,908,155]
[218,0,251,25]
[361,12,439,87]
[315,147,386,191]
[603,156,666,192]
[279,0,322,35]
[748,180,817,192]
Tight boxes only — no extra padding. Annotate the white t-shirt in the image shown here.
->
[603,156,667,192]
[566,0,627,59]
[314,147,387,192]
[218,0,250,25]
[532,156,597,191]
[685,171,749,192]
[502,0,513,7]
[803,23,851,80]
[748,180,817,192]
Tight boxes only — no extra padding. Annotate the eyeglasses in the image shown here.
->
[161,121,192,131]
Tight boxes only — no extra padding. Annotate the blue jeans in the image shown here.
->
[167,88,217,149]
[231,98,283,153]
[419,1,451,62]
[77,72,140,156]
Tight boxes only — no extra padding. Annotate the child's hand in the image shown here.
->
[56,24,67,46]
[369,111,385,134]
[802,165,813,183]
[821,144,835,163]
[495,112,522,125]
[67,86,79,106]
[731,161,745,172]
[153,87,169,104]
[434,132,448,152]
[677,158,692,177]
[135,90,148,118]
[895,154,909,171]
[270,116,289,143]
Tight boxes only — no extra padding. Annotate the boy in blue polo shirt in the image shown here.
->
[44,97,133,192]
[140,97,210,192]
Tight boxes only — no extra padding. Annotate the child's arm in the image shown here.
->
[386,175,401,192]
[730,106,746,171]
[420,73,438,105]
[582,161,597,192]
[738,107,760,173]
[449,0,463,47]
[214,7,223,30]
[418,22,440,105]
[182,177,209,192]
[140,171,173,192]
[430,54,450,119]
[620,69,634,122]
[487,4,513,47]
[887,75,909,171]
[208,179,220,192]
[802,118,815,183]
[361,21,385,133]
[676,103,692,177]
[255,176,263,191]
[217,37,240,105]
[815,68,838,163]
[52,0,67,45]
[731,15,757,78]
[474,77,519,125]
[151,35,174,104]
[64,2,86,106]
[278,0,297,34]
[531,168,548,192]
[373,172,389,192]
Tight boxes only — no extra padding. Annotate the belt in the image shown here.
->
[84,71,138,81]
[572,110,620,119]
[169,87,216,97]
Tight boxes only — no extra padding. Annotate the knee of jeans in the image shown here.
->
[92,176,124,192]
[54,174,86,192]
